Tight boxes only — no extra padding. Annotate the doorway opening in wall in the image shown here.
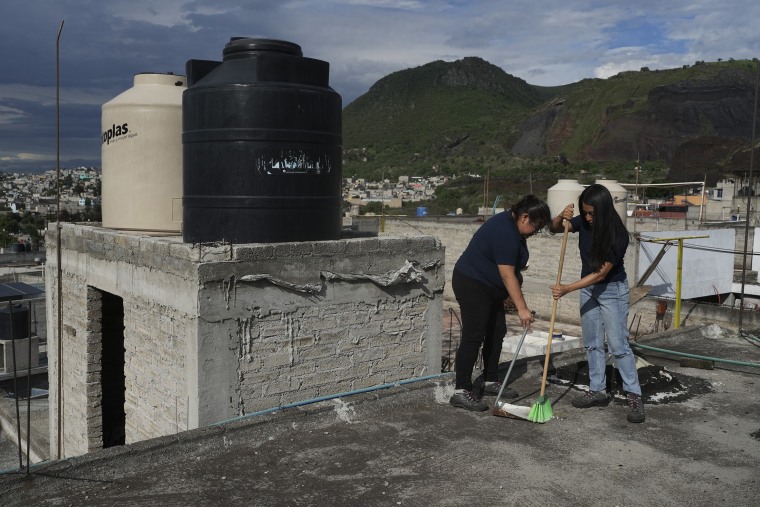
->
[100,290,125,448]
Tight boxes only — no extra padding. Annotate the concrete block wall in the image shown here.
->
[382,215,745,330]
[193,236,444,423]
[45,268,89,458]
[382,216,590,325]
[122,297,191,441]
[46,226,198,458]
[46,224,443,457]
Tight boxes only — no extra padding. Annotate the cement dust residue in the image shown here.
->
[434,383,455,404]
[333,399,357,423]
[553,362,712,405]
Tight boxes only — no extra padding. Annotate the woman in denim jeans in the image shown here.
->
[449,195,550,412]
[549,184,645,423]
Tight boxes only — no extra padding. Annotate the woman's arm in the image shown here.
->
[551,261,614,299]
[498,264,535,327]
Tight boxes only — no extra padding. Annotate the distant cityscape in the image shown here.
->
[0,167,448,218]
[1,167,101,215]
[0,167,755,244]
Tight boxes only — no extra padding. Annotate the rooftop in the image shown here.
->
[1,324,759,505]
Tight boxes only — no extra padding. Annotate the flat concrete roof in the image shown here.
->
[1,325,759,506]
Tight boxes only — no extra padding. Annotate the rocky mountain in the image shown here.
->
[343,58,759,187]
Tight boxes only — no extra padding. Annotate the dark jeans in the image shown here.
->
[452,268,508,391]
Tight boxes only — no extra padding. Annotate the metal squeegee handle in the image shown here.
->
[494,311,535,404]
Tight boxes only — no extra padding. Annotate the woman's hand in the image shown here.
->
[518,307,535,328]
[561,204,574,221]
[551,283,569,300]
[551,203,574,233]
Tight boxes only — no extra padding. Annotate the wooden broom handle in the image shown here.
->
[539,219,570,397]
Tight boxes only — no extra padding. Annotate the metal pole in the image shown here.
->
[699,175,705,223]
[674,239,684,329]
[56,19,64,459]
[740,58,759,333]
[634,158,639,233]
[645,234,709,328]
[8,303,23,469]
[26,300,32,473]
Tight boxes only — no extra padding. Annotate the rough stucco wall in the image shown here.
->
[195,237,445,424]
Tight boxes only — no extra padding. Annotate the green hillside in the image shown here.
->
[342,57,759,215]
[343,57,544,182]
[552,59,758,157]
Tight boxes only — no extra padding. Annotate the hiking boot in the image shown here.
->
[572,390,609,408]
[626,393,645,423]
[482,381,519,400]
[449,389,488,412]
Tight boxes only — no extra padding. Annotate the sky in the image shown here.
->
[1,1,759,173]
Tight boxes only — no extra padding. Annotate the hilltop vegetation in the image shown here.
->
[343,57,759,214]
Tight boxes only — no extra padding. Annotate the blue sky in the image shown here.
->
[1,0,758,172]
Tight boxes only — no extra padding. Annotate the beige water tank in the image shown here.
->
[595,179,628,223]
[101,73,187,233]
[547,179,584,218]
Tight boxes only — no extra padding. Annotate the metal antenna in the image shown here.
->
[56,18,64,460]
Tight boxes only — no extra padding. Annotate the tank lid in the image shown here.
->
[223,38,303,59]
[133,72,187,87]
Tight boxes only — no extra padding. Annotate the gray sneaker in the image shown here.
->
[482,381,519,400]
[626,393,645,423]
[572,390,609,408]
[449,390,488,412]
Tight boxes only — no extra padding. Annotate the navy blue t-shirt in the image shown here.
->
[455,211,528,293]
[569,215,627,283]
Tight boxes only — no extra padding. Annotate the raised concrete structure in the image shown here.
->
[44,224,444,458]
[502,330,582,358]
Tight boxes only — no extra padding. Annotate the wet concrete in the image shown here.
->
[0,324,759,506]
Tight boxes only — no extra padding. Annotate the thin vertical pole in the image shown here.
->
[674,239,684,329]
[699,175,706,223]
[8,303,23,469]
[740,58,759,333]
[26,300,32,473]
[56,19,64,459]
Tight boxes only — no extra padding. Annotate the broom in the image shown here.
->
[528,219,570,423]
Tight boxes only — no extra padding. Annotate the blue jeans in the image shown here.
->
[579,280,641,395]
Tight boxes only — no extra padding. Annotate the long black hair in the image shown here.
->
[511,194,551,230]
[578,184,628,271]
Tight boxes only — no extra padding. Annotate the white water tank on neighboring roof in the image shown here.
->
[547,179,584,219]
[595,179,628,223]
[101,73,187,233]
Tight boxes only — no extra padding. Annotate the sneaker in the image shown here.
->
[626,393,645,423]
[482,381,519,400]
[572,390,609,408]
[449,389,488,412]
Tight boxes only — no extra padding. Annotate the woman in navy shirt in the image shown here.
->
[549,184,644,423]
[450,195,550,411]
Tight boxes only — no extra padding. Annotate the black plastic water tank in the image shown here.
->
[182,38,343,244]
[0,304,30,340]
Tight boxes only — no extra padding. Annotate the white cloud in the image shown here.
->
[1,0,760,169]
[0,104,25,124]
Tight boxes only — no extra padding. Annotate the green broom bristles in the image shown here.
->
[527,395,553,423]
